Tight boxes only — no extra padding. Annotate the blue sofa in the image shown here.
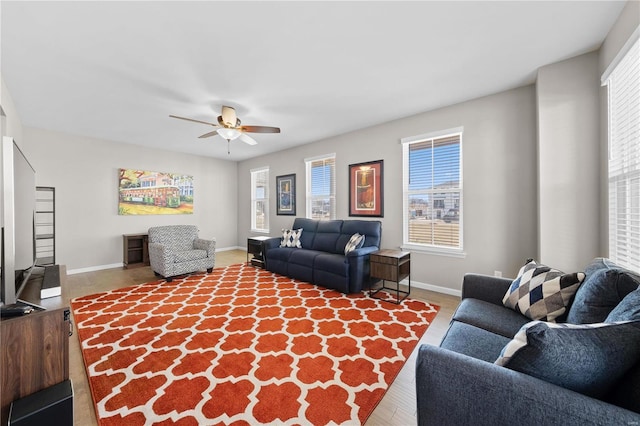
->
[416,258,640,425]
[263,218,382,294]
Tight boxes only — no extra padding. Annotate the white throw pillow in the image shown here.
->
[280,228,303,248]
[502,260,585,322]
[344,233,365,254]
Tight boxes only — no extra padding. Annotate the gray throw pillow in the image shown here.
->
[495,320,640,398]
[566,268,640,324]
[606,287,640,322]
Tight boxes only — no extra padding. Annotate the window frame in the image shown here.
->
[250,166,269,233]
[603,33,640,273]
[305,153,336,220]
[401,128,464,257]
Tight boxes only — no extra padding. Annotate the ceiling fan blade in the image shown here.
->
[241,125,281,134]
[239,133,258,145]
[198,130,219,138]
[169,115,217,126]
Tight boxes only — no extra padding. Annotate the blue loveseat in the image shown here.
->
[416,258,640,425]
[263,218,382,294]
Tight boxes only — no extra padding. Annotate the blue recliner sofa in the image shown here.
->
[263,218,382,294]
[416,258,640,425]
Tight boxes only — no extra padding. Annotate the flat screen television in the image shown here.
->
[1,136,37,305]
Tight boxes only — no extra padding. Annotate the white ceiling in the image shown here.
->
[1,1,626,161]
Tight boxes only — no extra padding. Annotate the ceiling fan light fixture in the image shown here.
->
[217,127,241,141]
[221,106,236,125]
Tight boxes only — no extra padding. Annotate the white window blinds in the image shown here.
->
[251,167,269,232]
[305,155,336,220]
[402,131,462,252]
[606,37,640,273]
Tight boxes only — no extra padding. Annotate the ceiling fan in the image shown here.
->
[170,105,281,154]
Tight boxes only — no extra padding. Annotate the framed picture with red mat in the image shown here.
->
[349,159,384,217]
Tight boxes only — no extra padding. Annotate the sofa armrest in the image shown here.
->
[263,237,282,251]
[194,238,216,257]
[461,273,513,306]
[345,246,379,258]
[416,344,640,426]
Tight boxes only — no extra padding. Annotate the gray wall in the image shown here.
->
[22,127,238,272]
[599,0,640,76]
[0,76,24,146]
[238,85,538,293]
[536,52,601,272]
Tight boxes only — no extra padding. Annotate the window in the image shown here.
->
[251,167,269,232]
[604,36,640,273]
[305,154,336,220]
[402,129,463,254]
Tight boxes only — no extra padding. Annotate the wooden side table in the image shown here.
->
[247,236,271,268]
[369,249,411,304]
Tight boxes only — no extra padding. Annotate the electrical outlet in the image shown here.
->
[494,270,502,277]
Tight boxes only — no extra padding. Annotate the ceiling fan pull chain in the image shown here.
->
[227,139,231,155]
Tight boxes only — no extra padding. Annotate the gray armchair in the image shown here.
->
[148,225,215,282]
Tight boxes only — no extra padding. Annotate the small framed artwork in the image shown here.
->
[276,174,296,215]
[349,160,384,217]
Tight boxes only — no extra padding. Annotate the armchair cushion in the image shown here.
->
[495,320,640,398]
[439,321,511,363]
[452,298,530,339]
[173,249,207,263]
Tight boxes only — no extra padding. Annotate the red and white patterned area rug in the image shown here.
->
[71,263,439,425]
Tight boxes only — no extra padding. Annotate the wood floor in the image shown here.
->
[19,250,460,426]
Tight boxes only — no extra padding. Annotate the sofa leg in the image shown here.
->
[166,277,173,282]
[207,268,213,273]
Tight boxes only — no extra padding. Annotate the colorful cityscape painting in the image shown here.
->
[118,168,194,215]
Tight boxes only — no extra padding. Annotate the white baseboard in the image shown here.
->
[67,246,241,275]
[67,263,123,275]
[400,278,462,297]
[217,246,243,252]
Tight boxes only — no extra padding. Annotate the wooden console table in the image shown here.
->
[369,249,411,304]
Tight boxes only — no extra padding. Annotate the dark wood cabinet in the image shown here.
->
[123,233,149,269]
[0,307,71,424]
[247,236,271,269]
